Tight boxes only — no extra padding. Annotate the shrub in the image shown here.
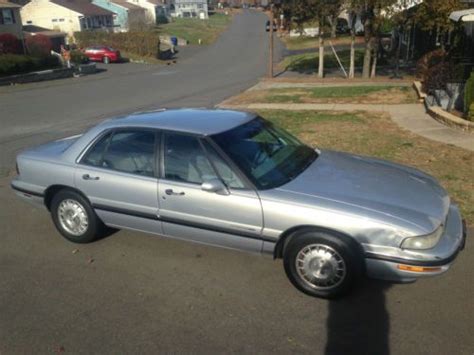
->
[0,33,22,54]
[25,34,52,56]
[464,71,474,114]
[417,50,452,94]
[74,31,160,58]
[70,50,89,64]
[0,54,60,77]
[468,103,474,121]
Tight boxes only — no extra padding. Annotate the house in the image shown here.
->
[20,0,115,37]
[0,0,22,37]
[92,0,146,31]
[171,0,208,19]
[126,0,168,24]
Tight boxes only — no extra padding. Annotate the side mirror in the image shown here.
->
[201,178,229,196]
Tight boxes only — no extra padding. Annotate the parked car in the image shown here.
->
[83,46,121,64]
[11,109,466,298]
[266,20,277,32]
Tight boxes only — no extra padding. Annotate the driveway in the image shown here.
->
[1,10,473,355]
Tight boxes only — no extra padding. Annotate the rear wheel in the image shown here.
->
[50,189,104,243]
[103,56,110,64]
[283,230,364,298]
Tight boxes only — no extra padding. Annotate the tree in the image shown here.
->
[0,33,22,54]
[414,0,465,50]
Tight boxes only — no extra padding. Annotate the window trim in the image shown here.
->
[77,127,159,178]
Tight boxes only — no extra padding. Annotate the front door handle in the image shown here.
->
[82,174,100,181]
[165,189,185,196]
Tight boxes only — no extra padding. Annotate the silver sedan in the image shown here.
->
[11,109,466,298]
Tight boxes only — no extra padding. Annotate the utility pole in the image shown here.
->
[268,2,274,78]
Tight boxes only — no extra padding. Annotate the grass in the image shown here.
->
[255,109,474,225]
[282,35,364,50]
[159,13,232,45]
[281,49,367,72]
[225,86,417,105]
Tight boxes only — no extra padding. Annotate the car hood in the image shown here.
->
[277,150,449,233]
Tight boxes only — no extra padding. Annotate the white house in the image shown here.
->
[20,0,115,37]
[171,0,208,19]
[126,0,168,24]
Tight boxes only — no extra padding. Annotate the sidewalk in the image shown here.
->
[220,102,474,152]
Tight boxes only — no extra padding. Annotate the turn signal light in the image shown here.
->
[397,264,442,273]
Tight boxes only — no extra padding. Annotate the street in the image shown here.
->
[0,10,473,355]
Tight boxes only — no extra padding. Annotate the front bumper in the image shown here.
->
[365,204,467,282]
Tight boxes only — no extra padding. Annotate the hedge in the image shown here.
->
[74,31,160,58]
[0,54,60,77]
[464,71,474,115]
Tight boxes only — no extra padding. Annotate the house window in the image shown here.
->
[59,18,65,22]
[52,18,58,22]
[0,9,15,25]
[26,20,32,24]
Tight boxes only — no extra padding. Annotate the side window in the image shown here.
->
[202,141,245,189]
[82,130,156,177]
[163,133,217,184]
[82,132,111,167]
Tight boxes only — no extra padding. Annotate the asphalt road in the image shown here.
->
[1,10,473,355]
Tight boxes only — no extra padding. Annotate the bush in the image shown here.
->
[74,31,160,58]
[0,54,60,77]
[464,71,474,114]
[70,50,89,64]
[417,50,451,93]
[468,103,474,121]
[25,34,52,56]
[0,33,22,54]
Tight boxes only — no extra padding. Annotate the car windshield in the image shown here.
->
[211,117,318,190]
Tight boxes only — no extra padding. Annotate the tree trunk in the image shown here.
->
[370,41,378,78]
[362,38,372,79]
[349,29,355,79]
[331,19,337,38]
[319,33,325,78]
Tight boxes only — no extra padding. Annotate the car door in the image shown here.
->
[75,128,162,235]
[158,132,264,253]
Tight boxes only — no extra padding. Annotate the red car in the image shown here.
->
[83,46,121,64]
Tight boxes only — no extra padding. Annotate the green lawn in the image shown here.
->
[282,35,359,50]
[226,85,417,105]
[281,49,366,72]
[256,109,474,225]
[159,13,232,45]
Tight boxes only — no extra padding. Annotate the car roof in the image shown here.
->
[99,108,257,136]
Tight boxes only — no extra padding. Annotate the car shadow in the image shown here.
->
[325,279,391,355]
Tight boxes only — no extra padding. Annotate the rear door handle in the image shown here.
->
[82,174,100,181]
[165,189,185,196]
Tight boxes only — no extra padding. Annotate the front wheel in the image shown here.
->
[50,189,104,243]
[283,230,364,299]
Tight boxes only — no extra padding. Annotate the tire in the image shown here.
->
[50,189,104,243]
[283,229,364,299]
[103,56,110,64]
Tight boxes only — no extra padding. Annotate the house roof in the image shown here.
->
[146,0,165,6]
[51,0,115,16]
[450,9,474,22]
[23,25,66,37]
[0,0,21,8]
[110,0,143,10]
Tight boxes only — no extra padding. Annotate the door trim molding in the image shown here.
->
[93,203,275,242]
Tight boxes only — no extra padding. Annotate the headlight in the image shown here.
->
[401,225,444,250]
